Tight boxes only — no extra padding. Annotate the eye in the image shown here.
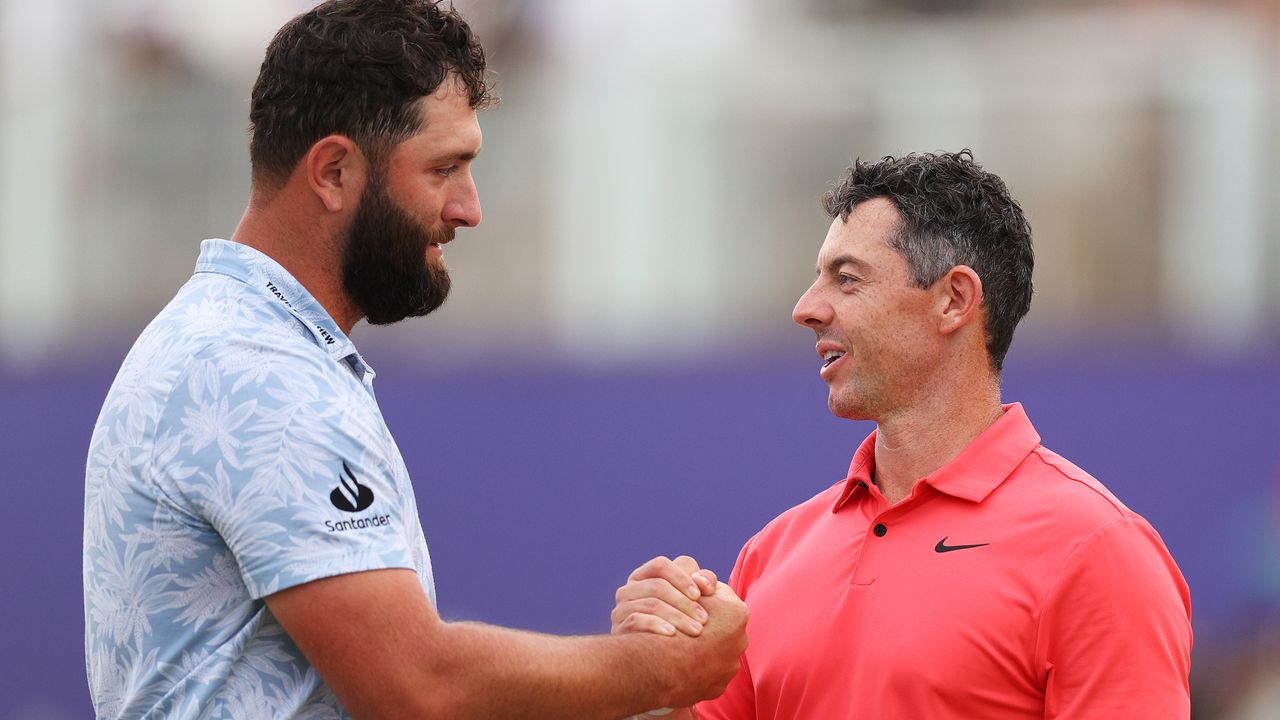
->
[838,273,860,288]
[434,165,459,178]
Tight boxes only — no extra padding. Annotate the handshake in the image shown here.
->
[611,555,750,716]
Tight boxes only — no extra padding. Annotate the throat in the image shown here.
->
[870,401,1005,505]
[871,470,915,506]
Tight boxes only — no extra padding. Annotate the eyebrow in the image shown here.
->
[816,253,872,276]
[431,146,482,164]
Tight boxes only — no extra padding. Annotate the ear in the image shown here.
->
[936,265,984,336]
[303,135,366,213]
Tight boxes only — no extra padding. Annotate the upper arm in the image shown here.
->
[266,568,448,719]
[1038,517,1192,719]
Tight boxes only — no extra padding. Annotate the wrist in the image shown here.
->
[622,631,689,710]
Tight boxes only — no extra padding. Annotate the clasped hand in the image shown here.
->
[611,555,749,715]
[613,555,726,638]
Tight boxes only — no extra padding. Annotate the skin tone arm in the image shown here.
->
[266,565,746,719]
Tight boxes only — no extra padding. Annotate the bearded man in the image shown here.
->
[83,2,745,717]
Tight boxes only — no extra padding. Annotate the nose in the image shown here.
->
[792,282,832,328]
[443,170,482,228]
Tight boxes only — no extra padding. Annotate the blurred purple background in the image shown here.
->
[3,339,1277,718]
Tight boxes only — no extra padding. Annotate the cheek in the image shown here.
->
[856,305,935,359]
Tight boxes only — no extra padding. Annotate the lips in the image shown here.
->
[428,236,451,258]
[816,340,847,379]
[427,228,455,259]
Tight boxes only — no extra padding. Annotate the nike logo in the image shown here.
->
[935,537,990,553]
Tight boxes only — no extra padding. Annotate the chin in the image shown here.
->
[827,395,870,421]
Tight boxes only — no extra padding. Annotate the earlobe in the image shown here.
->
[938,266,983,335]
[305,135,363,213]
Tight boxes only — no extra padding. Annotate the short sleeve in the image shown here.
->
[696,536,759,720]
[1036,516,1193,719]
[151,338,416,599]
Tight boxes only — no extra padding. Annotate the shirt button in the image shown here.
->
[873,523,887,537]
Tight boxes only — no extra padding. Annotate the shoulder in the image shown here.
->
[151,273,342,400]
[1009,444,1144,530]
[1004,445,1180,587]
[118,272,319,386]
[140,278,380,471]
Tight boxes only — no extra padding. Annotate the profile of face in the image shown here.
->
[792,198,943,420]
[341,172,453,325]
[341,78,483,326]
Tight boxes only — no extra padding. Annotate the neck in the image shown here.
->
[230,191,362,335]
[871,364,1003,505]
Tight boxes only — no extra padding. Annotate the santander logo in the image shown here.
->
[330,461,375,512]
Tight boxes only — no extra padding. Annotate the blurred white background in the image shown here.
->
[2,0,1277,367]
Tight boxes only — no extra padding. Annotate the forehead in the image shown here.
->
[816,197,903,270]
[395,78,483,161]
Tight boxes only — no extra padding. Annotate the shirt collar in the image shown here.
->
[193,239,375,383]
[832,402,1041,512]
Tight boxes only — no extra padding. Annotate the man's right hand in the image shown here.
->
[663,581,749,707]
[612,556,749,709]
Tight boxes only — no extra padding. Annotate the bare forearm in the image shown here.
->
[267,569,740,719]
[417,621,681,719]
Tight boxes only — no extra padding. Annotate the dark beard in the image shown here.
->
[341,174,452,326]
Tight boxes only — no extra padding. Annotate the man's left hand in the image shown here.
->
[612,555,718,637]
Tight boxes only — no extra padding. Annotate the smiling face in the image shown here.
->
[792,198,945,421]
[340,77,483,325]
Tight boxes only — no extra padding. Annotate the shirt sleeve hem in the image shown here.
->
[244,551,419,600]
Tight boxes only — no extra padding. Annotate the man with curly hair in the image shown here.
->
[611,151,1192,719]
[83,2,745,717]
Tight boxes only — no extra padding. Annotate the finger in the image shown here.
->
[616,578,709,624]
[699,582,743,614]
[629,556,701,601]
[627,556,672,582]
[612,612,678,637]
[672,555,700,575]
[673,555,717,597]
[692,569,717,596]
[612,597,705,636]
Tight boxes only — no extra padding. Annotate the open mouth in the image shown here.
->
[822,351,845,369]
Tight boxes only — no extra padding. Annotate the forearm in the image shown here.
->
[418,621,682,719]
[268,569,740,719]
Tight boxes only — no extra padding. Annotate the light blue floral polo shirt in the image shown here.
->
[84,239,435,719]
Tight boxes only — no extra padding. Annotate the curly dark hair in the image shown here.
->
[822,150,1034,373]
[249,0,492,185]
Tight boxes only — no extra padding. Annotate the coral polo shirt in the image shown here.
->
[698,403,1192,720]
